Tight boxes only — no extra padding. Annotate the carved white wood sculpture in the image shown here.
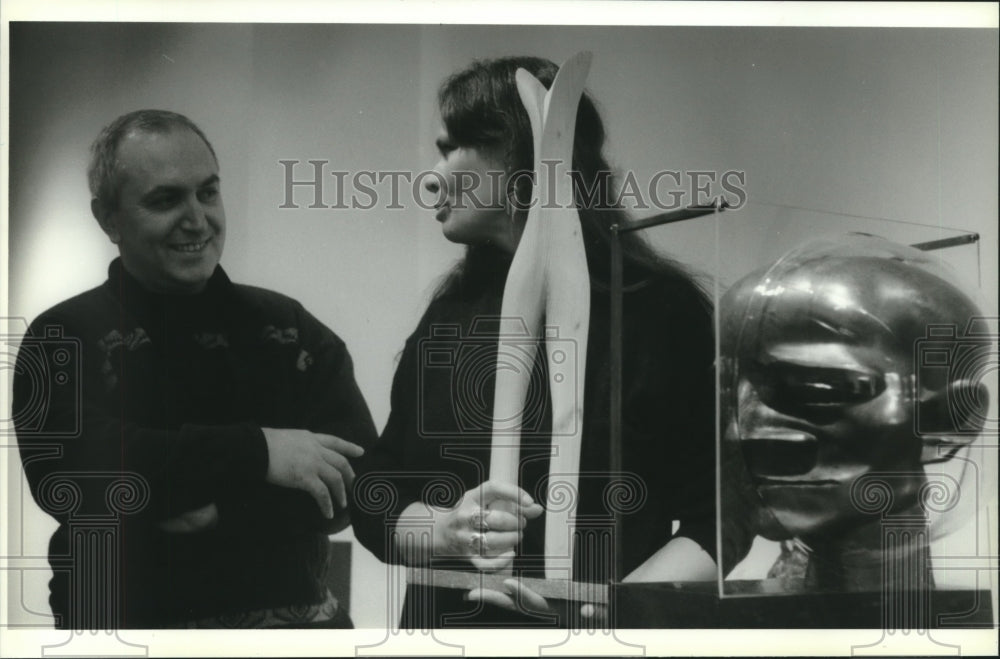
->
[488,51,593,580]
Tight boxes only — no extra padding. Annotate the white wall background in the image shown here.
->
[5,23,997,629]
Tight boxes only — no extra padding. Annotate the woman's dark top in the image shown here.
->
[351,251,721,626]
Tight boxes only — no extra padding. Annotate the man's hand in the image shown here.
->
[159,502,219,533]
[261,428,365,519]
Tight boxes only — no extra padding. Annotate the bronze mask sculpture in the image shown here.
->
[720,234,991,590]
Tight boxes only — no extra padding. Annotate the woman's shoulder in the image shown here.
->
[406,286,503,346]
[618,269,714,362]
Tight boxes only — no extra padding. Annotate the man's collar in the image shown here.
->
[106,257,232,299]
[105,258,235,324]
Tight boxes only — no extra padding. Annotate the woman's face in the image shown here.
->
[425,129,517,252]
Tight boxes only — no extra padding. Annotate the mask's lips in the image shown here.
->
[754,476,840,487]
[741,432,818,477]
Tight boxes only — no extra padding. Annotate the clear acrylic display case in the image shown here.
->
[613,202,995,628]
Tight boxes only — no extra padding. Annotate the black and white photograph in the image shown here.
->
[1,1,997,656]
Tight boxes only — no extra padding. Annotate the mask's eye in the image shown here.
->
[743,358,886,411]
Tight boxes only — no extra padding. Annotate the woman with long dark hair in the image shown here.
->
[352,56,723,626]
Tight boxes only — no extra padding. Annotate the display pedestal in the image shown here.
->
[612,580,994,628]
[406,569,992,629]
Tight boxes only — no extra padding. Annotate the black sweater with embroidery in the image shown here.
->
[14,259,377,628]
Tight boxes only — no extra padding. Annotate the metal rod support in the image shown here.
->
[911,233,979,252]
[618,200,729,234]
[609,224,624,582]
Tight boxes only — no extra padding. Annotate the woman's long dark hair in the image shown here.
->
[432,55,710,312]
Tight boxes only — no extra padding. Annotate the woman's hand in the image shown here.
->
[434,480,544,571]
[468,578,551,615]
[467,535,716,623]
[467,578,607,624]
[395,480,543,571]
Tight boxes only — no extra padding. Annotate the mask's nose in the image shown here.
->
[738,380,819,477]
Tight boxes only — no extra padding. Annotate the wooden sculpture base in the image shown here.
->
[403,570,992,629]
[407,567,607,604]
[613,580,994,628]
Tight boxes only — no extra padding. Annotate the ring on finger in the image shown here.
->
[470,508,490,533]
[469,532,489,555]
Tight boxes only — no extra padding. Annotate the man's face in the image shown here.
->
[102,127,225,294]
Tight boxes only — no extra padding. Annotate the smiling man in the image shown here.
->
[14,110,376,628]
[90,123,226,294]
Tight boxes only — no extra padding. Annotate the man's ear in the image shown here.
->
[91,198,120,244]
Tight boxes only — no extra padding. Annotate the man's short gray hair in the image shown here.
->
[87,109,218,209]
